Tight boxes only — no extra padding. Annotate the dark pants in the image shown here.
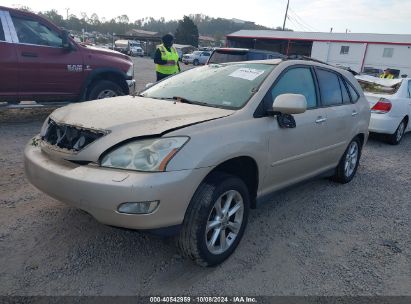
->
[156,72,175,81]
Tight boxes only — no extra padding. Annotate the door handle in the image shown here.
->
[21,52,38,58]
[315,117,327,124]
[352,111,358,116]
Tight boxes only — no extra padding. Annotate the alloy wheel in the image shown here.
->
[205,190,244,255]
[396,122,405,142]
[344,141,359,178]
[97,89,117,99]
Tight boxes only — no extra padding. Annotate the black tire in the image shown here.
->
[386,119,406,145]
[331,137,362,184]
[87,80,124,101]
[193,59,199,66]
[177,172,250,267]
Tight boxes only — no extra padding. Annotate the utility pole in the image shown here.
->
[66,8,69,20]
[282,0,290,31]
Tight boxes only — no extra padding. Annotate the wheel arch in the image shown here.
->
[82,68,129,100]
[204,156,259,209]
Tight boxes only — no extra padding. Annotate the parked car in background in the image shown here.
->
[356,75,411,144]
[130,46,144,57]
[25,59,370,266]
[182,51,211,65]
[0,6,135,103]
[362,67,383,77]
[208,48,285,64]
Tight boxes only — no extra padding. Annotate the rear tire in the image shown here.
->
[193,59,199,66]
[87,80,124,101]
[387,119,406,145]
[331,137,362,184]
[177,172,250,267]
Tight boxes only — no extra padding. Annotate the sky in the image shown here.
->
[2,0,411,34]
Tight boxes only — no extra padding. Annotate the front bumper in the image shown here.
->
[24,141,210,230]
[127,79,136,95]
[369,113,401,134]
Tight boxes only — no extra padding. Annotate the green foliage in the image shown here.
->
[16,6,290,41]
[174,16,199,47]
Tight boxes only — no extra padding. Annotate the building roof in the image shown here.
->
[227,30,411,45]
[126,29,159,37]
[199,35,216,42]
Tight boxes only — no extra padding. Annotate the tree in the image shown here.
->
[174,16,199,47]
[39,9,65,27]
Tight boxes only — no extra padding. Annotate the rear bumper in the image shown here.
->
[24,140,210,230]
[369,113,401,134]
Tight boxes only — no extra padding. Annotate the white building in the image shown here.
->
[226,30,411,77]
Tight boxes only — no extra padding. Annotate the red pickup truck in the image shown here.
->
[0,6,135,104]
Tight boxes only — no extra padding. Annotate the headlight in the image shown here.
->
[100,137,189,172]
[126,65,134,77]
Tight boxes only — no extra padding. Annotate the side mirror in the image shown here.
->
[272,93,307,115]
[61,30,71,50]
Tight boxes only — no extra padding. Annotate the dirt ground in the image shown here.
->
[0,58,410,296]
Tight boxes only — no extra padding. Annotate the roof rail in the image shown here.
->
[285,55,358,75]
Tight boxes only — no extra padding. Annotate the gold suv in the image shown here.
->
[25,59,371,266]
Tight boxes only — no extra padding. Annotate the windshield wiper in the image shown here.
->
[172,96,197,104]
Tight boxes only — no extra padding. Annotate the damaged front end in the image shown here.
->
[40,118,108,154]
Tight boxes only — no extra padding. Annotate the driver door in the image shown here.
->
[262,66,330,192]
[10,12,84,101]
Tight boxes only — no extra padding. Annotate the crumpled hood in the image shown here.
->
[50,96,234,135]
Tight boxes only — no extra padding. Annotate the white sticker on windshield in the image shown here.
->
[228,68,265,81]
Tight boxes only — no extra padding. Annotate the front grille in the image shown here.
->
[42,119,105,152]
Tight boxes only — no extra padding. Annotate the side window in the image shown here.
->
[0,21,5,41]
[270,67,317,109]
[408,81,411,98]
[347,81,360,103]
[338,77,351,104]
[316,69,342,106]
[11,16,62,47]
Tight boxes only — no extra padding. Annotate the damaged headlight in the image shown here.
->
[100,137,189,172]
[39,116,51,137]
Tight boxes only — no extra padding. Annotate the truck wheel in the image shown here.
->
[387,119,406,145]
[87,80,124,101]
[331,137,362,184]
[177,172,250,266]
[193,59,199,66]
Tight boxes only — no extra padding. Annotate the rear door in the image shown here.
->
[0,10,19,101]
[9,11,84,101]
[408,81,411,130]
[263,66,331,192]
[199,52,210,64]
[314,68,358,166]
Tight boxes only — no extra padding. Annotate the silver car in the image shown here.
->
[24,59,370,266]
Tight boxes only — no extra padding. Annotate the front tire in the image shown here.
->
[193,59,199,66]
[331,137,362,184]
[177,172,250,266]
[87,80,124,101]
[387,119,406,145]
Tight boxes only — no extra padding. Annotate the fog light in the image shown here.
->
[117,201,159,214]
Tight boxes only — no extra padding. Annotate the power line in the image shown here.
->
[288,7,319,32]
[287,14,312,32]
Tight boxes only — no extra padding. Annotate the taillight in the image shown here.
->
[371,98,392,114]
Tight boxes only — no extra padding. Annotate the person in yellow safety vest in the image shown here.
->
[380,68,394,79]
[154,34,180,81]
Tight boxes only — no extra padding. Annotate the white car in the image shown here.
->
[130,46,144,57]
[182,51,211,65]
[356,75,411,144]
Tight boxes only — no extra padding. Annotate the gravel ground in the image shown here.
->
[0,58,410,296]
